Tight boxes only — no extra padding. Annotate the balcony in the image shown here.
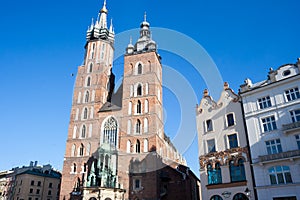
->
[282,121,300,134]
[258,149,300,163]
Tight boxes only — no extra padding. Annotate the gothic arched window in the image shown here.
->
[230,159,246,182]
[87,77,91,87]
[85,91,90,103]
[83,108,88,119]
[137,100,142,114]
[137,84,142,96]
[137,63,142,75]
[81,125,86,138]
[79,144,84,156]
[136,119,141,134]
[89,63,93,73]
[103,117,118,147]
[136,140,141,153]
[73,163,77,173]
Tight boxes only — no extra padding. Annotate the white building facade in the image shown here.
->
[197,83,254,200]
[240,58,300,200]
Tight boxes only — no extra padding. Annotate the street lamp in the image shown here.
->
[245,188,251,198]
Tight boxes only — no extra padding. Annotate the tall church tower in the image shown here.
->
[60,3,186,199]
[60,1,115,199]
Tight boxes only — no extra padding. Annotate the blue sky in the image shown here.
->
[0,0,300,175]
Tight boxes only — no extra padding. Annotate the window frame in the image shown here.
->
[268,165,292,185]
[285,87,300,102]
[207,163,222,185]
[206,119,213,132]
[261,115,277,132]
[226,113,235,127]
[258,96,272,109]
[228,133,238,149]
[207,139,216,153]
[295,135,300,150]
[290,109,300,123]
[229,159,246,182]
[265,139,282,155]
[133,177,142,190]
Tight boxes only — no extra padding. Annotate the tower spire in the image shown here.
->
[144,12,147,22]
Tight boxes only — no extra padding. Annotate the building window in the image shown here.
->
[290,109,300,122]
[128,102,132,115]
[89,63,93,73]
[29,198,32,200]
[79,144,84,156]
[136,140,141,153]
[137,84,142,96]
[207,139,216,153]
[133,178,141,190]
[137,100,142,114]
[136,119,141,134]
[71,144,76,157]
[228,134,238,149]
[261,115,277,132]
[258,96,272,109]
[229,159,246,182]
[73,163,77,173]
[266,139,282,154]
[127,140,131,153]
[226,113,235,127]
[137,64,142,75]
[86,143,91,156]
[103,117,118,147]
[36,189,40,194]
[144,118,148,133]
[86,77,91,87]
[48,190,51,195]
[144,139,148,153]
[37,181,41,186]
[31,180,34,186]
[49,183,52,188]
[73,126,77,138]
[269,166,292,184]
[85,91,90,103]
[207,163,222,185]
[127,120,131,134]
[206,119,213,132]
[29,188,33,193]
[296,135,300,150]
[144,99,149,113]
[81,125,86,138]
[77,92,82,104]
[83,108,88,119]
[285,87,300,101]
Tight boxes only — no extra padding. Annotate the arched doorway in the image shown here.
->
[89,198,97,200]
[233,193,248,200]
[210,195,223,200]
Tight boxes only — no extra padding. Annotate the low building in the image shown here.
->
[0,170,13,200]
[240,58,300,199]
[3,161,61,200]
[196,82,254,200]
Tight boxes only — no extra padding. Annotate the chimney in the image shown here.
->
[34,161,38,167]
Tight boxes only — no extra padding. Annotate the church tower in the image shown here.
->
[60,3,187,199]
[60,1,116,199]
[119,13,164,155]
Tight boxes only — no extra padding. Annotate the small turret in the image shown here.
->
[126,12,157,54]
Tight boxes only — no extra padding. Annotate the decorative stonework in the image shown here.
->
[199,147,249,169]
